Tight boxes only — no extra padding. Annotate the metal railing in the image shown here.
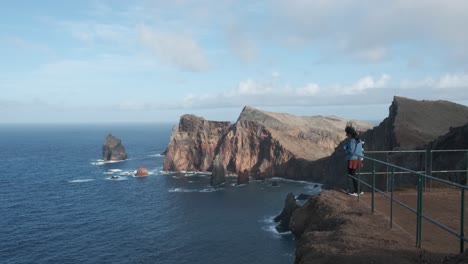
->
[360,149,468,192]
[347,149,468,253]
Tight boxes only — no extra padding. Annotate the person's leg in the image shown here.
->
[350,168,359,193]
[347,167,353,193]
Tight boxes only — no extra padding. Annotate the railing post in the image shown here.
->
[429,150,433,191]
[416,174,423,247]
[386,152,389,192]
[390,167,395,229]
[461,188,465,253]
[465,151,468,186]
[372,160,375,214]
[357,160,361,202]
[425,147,431,192]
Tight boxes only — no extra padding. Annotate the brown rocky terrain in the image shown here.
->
[102,134,128,161]
[287,190,452,264]
[163,106,372,179]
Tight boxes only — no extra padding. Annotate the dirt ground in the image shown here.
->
[294,189,466,264]
[358,187,467,254]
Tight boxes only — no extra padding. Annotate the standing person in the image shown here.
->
[344,125,364,196]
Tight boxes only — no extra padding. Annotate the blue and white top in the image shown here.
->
[344,138,363,160]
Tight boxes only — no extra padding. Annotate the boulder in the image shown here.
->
[135,167,149,177]
[237,170,250,185]
[102,134,128,161]
[274,192,299,233]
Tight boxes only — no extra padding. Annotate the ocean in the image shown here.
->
[0,124,321,264]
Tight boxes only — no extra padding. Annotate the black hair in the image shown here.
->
[345,125,360,142]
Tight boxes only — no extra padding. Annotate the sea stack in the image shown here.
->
[102,134,128,161]
[210,157,226,187]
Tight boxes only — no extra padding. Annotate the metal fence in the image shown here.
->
[347,149,468,253]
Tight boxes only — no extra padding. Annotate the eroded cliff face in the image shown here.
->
[163,114,231,171]
[163,106,372,179]
[324,96,468,188]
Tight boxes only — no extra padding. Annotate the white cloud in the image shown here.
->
[335,74,391,95]
[137,24,209,72]
[165,72,468,110]
[435,73,468,89]
[296,83,320,96]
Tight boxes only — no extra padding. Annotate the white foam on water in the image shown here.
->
[231,183,247,187]
[108,169,123,172]
[269,177,315,185]
[259,216,292,237]
[91,159,127,166]
[148,153,165,157]
[68,179,95,183]
[119,171,136,176]
[168,187,222,193]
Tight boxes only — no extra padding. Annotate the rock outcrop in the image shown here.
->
[210,157,226,186]
[163,106,372,180]
[274,192,299,233]
[135,167,149,177]
[323,96,468,188]
[163,114,231,172]
[102,134,128,161]
[430,123,468,183]
[237,170,250,185]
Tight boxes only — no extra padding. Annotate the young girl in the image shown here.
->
[344,125,364,196]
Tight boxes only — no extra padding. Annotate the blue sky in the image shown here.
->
[1,0,468,123]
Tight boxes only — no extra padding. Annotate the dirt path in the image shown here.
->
[293,190,465,263]
[358,188,467,255]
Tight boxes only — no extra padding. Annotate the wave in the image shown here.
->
[168,187,222,193]
[268,177,317,185]
[148,153,165,157]
[230,183,247,187]
[119,170,136,176]
[161,170,212,176]
[259,216,292,237]
[91,159,127,166]
[68,179,94,183]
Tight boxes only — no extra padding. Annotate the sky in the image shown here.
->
[1,0,468,124]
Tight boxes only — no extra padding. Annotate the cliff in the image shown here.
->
[287,190,447,263]
[163,107,372,179]
[163,114,231,171]
[324,96,468,187]
[430,123,468,183]
[361,96,468,151]
[102,134,128,161]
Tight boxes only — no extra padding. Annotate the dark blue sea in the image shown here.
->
[0,124,321,264]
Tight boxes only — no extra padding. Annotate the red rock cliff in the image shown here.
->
[163,114,231,171]
[163,106,372,179]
